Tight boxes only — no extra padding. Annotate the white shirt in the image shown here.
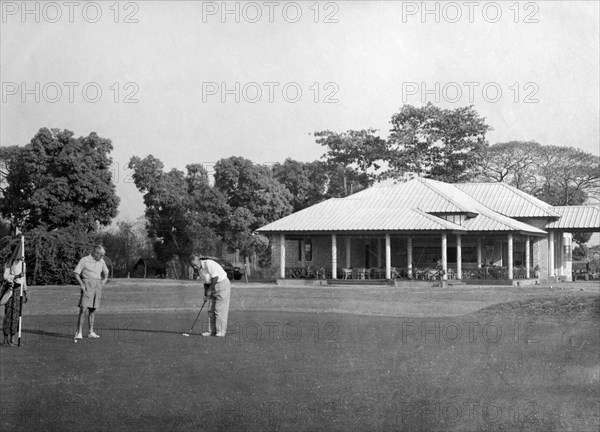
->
[199,268,212,284]
[3,259,24,285]
[74,255,109,280]
[201,259,228,283]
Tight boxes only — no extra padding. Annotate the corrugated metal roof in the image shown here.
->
[350,179,470,213]
[462,213,542,233]
[456,183,560,218]
[258,198,467,232]
[427,180,547,233]
[258,178,547,235]
[546,206,600,230]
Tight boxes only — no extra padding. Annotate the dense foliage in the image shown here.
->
[128,156,232,277]
[315,104,491,184]
[477,141,600,206]
[0,228,98,285]
[0,128,119,231]
[3,108,597,284]
[0,128,120,284]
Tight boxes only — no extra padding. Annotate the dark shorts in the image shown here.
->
[78,279,102,309]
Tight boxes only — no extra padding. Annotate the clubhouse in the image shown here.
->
[257,176,600,285]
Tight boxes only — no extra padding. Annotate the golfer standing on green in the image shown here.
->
[190,256,231,337]
[73,245,109,340]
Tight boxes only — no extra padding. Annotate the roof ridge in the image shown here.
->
[418,178,475,214]
[431,180,547,233]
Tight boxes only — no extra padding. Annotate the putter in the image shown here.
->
[182,298,208,336]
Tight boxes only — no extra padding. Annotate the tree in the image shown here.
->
[534,146,600,205]
[214,157,293,230]
[99,220,152,276]
[572,244,589,261]
[387,103,491,182]
[573,232,592,246]
[315,129,387,186]
[221,207,265,261]
[477,141,542,190]
[314,105,491,184]
[0,128,119,231]
[0,226,95,285]
[477,142,600,206]
[0,145,21,200]
[128,156,229,278]
[324,163,371,197]
[214,157,293,259]
[272,159,329,211]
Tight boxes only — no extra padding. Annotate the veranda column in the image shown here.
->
[525,236,531,278]
[441,233,448,280]
[548,232,555,277]
[385,234,391,279]
[331,234,337,279]
[558,232,564,276]
[280,234,286,279]
[407,236,413,278]
[345,237,351,268]
[477,238,482,268]
[456,234,462,280]
[508,233,513,280]
[377,238,382,267]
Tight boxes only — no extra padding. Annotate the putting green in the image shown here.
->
[1,281,598,431]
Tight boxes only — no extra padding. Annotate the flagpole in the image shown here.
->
[17,234,25,347]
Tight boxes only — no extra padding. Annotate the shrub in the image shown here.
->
[1,228,97,285]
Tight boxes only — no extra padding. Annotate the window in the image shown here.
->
[298,239,313,262]
[304,240,313,261]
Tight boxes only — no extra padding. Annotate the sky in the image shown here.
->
[1,1,599,223]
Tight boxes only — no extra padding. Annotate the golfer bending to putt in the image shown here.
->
[190,256,231,337]
[73,245,109,339]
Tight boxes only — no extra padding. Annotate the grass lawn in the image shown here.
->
[1,280,599,431]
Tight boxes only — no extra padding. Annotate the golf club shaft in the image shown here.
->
[187,299,208,334]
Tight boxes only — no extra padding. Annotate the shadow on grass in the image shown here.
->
[22,327,190,339]
[22,328,73,339]
[102,327,190,335]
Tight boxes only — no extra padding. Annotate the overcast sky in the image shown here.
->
[1,1,599,222]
